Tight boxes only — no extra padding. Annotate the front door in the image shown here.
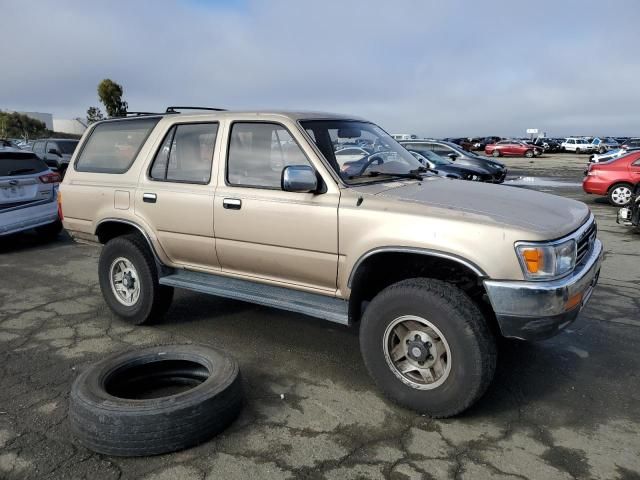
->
[135,122,220,270]
[213,121,339,292]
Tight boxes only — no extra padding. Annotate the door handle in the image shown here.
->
[223,198,242,210]
[143,193,157,203]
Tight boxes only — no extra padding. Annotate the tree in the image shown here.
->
[97,79,128,117]
[0,110,48,140]
[86,106,105,124]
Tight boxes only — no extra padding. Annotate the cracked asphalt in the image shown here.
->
[0,153,639,480]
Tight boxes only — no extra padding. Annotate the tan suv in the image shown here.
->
[61,108,603,417]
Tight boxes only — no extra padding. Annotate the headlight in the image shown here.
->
[515,239,576,280]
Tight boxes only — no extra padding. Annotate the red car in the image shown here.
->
[484,140,542,158]
[583,151,640,206]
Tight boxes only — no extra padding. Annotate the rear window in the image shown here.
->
[0,151,48,176]
[75,118,160,174]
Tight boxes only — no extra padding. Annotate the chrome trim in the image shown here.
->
[94,218,164,266]
[484,239,603,340]
[347,247,487,288]
[142,192,157,201]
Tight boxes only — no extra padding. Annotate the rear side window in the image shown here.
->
[0,152,48,176]
[150,123,218,184]
[75,117,160,174]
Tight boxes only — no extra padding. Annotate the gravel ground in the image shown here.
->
[0,152,638,480]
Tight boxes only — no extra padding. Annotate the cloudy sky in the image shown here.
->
[2,0,639,137]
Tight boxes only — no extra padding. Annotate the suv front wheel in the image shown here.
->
[98,234,174,325]
[359,278,496,417]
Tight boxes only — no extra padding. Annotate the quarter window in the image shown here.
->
[150,123,218,183]
[75,117,160,174]
[227,122,310,189]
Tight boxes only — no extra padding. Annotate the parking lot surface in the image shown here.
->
[0,153,638,480]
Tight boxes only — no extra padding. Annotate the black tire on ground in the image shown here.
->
[359,278,496,418]
[98,233,173,325]
[608,182,633,206]
[69,344,243,456]
[492,149,501,157]
[35,219,63,240]
[525,149,534,158]
[575,148,581,154]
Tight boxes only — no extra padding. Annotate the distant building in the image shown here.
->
[18,111,53,130]
[53,118,87,135]
[12,111,87,135]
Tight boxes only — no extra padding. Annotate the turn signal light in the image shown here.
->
[57,191,63,221]
[522,248,542,273]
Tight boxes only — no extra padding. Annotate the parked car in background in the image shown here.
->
[399,140,508,182]
[443,137,473,151]
[0,148,62,238]
[583,151,640,206]
[530,138,561,153]
[591,137,619,154]
[485,140,542,158]
[405,147,496,182]
[32,138,79,176]
[617,183,640,227]
[391,134,418,141]
[621,138,640,150]
[589,147,640,164]
[561,138,596,154]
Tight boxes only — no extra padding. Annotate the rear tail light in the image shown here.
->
[57,191,63,221]
[39,172,62,184]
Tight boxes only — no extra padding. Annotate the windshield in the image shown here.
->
[301,120,424,183]
[57,140,79,154]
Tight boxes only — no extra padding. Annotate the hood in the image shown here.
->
[437,164,489,176]
[354,178,590,237]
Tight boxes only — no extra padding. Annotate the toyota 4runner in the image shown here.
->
[60,108,603,417]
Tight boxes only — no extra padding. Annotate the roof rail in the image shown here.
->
[165,106,227,114]
[119,111,164,117]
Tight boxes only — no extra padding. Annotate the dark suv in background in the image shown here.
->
[32,139,79,176]
[400,140,508,183]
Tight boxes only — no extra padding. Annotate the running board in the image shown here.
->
[159,270,349,325]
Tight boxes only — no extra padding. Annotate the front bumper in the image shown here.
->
[483,239,603,341]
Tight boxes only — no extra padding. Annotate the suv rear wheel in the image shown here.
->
[359,278,496,417]
[98,234,173,325]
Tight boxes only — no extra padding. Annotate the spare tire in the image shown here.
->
[69,344,242,456]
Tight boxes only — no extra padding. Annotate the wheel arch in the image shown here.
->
[95,218,166,268]
[347,248,496,330]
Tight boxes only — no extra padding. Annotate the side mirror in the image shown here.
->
[448,153,458,160]
[282,165,318,193]
[48,148,61,156]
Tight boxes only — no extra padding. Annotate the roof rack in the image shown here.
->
[120,112,164,117]
[165,106,227,114]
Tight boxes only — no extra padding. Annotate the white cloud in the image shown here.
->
[1,0,639,136]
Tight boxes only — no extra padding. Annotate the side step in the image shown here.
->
[159,270,349,325]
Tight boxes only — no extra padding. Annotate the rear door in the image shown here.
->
[135,122,221,270]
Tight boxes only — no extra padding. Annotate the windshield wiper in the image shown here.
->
[348,170,424,180]
[8,168,36,175]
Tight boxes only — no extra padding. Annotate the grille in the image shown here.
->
[576,220,597,265]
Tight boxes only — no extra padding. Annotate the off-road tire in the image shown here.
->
[359,278,496,418]
[35,219,63,240]
[69,344,243,456]
[98,233,173,325]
